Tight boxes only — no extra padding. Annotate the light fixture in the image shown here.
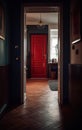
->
[38,13,43,26]
[37,13,46,29]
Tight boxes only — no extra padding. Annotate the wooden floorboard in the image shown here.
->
[0,79,82,130]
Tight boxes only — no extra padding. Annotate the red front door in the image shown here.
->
[31,34,47,78]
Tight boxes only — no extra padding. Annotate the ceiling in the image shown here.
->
[25,12,58,25]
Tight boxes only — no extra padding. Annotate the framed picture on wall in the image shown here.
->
[0,5,5,40]
[71,0,81,44]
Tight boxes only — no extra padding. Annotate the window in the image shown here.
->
[49,29,58,62]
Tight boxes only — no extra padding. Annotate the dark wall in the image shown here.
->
[0,1,9,115]
[23,0,63,5]
[27,25,48,78]
[69,64,82,110]
[0,39,9,113]
[0,0,23,111]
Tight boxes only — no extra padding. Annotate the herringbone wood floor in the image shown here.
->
[0,79,82,130]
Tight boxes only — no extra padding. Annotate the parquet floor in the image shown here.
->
[0,79,82,130]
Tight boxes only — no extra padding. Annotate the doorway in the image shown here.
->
[23,6,63,105]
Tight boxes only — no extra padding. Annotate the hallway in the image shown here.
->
[0,79,82,130]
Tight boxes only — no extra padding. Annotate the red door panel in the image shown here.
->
[31,34,47,78]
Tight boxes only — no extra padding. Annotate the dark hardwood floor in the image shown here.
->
[0,79,82,130]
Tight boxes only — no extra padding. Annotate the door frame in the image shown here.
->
[21,4,63,105]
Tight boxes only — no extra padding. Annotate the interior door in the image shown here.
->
[31,34,47,78]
